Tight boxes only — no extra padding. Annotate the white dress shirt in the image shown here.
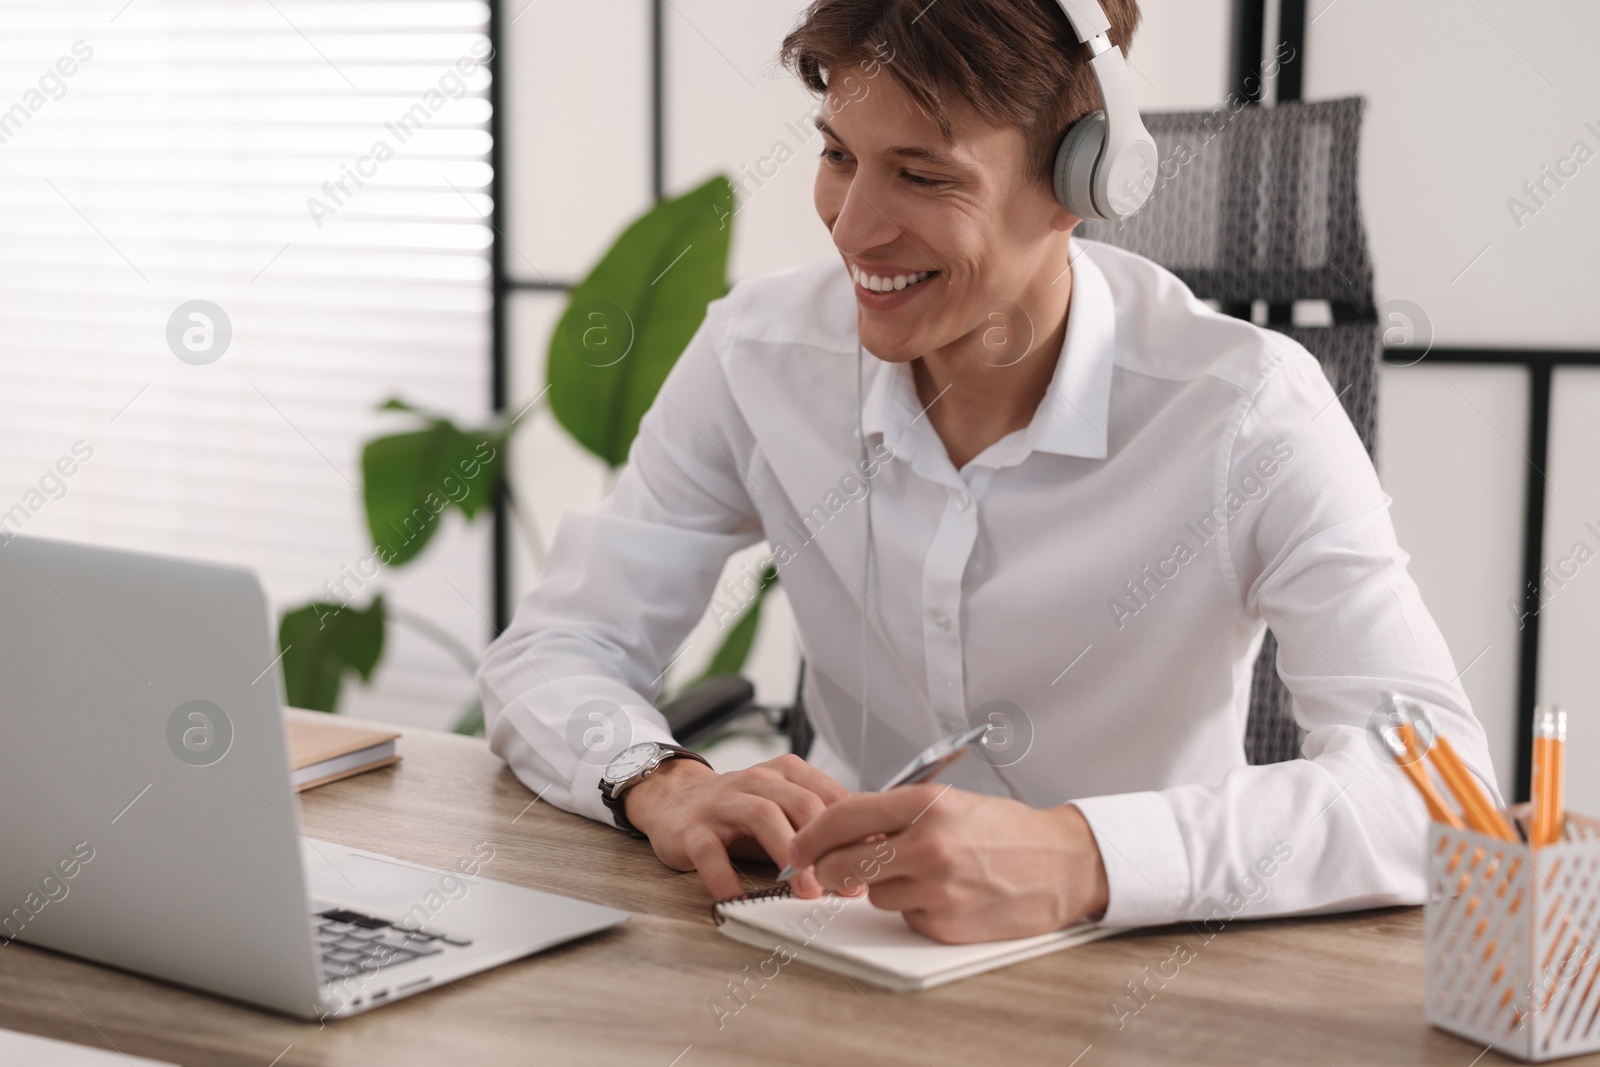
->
[478,238,1502,928]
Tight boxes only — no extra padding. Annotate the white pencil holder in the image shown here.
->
[1425,815,1600,1062]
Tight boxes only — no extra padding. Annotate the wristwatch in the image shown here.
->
[599,742,712,837]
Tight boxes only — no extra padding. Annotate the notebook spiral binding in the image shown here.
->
[709,884,794,926]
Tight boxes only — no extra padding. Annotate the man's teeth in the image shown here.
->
[851,265,936,293]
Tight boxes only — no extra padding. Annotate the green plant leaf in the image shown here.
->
[278,596,387,712]
[363,406,505,568]
[683,569,776,694]
[452,697,484,737]
[548,174,734,467]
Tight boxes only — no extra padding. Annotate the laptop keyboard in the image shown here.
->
[315,908,473,980]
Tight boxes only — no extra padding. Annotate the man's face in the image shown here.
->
[813,62,1077,364]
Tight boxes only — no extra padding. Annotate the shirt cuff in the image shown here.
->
[1071,790,1190,926]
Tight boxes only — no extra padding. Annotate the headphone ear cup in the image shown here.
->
[1053,110,1109,221]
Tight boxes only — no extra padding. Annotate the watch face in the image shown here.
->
[604,742,660,783]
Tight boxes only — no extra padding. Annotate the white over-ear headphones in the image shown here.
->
[1050,0,1159,221]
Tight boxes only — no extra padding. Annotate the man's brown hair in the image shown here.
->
[779,0,1141,185]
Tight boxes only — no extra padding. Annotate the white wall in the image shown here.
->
[0,1,495,733]
[1308,0,1600,793]
[1307,0,1600,347]
[1538,369,1600,813]
[1376,366,1528,791]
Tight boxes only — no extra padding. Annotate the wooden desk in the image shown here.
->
[0,715,1570,1067]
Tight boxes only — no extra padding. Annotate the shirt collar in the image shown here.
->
[859,238,1115,465]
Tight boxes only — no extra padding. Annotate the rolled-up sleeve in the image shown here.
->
[477,298,764,827]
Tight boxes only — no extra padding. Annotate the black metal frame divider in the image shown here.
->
[1379,347,1600,800]
[488,1,667,636]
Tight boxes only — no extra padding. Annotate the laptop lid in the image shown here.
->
[0,535,324,1016]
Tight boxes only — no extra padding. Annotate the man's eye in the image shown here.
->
[820,148,849,164]
[902,171,943,187]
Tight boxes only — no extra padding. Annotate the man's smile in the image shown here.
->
[848,259,942,311]
[848,261,940,293]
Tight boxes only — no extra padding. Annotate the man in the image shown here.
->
[478,0,1500,944]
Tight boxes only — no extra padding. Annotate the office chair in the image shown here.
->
[1078,96,1379,763]
[663,97,1380,768]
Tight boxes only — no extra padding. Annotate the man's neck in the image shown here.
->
[913,253,1075,472]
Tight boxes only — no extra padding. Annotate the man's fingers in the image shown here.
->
[719,796,803,882]
[740,775,829,831]
[812,837,902,893]
[649,757,858,904]
[766,754,852,804]
[789,785,949,870]
[685,835,745,902]
[722,796,829,895]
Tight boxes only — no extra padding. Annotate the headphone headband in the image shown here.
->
[1050,0,1159,221]
[1056,0,1111,39]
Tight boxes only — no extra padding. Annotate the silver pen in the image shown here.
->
[774,723,993,883]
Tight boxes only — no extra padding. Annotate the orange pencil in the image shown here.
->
[1549,706,1567,842]
[1429,733,1516,842]
[1532,705,1568,847]
[1376,700,1520,1015]
[1387,722,1465,828]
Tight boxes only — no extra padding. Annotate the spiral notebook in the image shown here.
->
[712,887,1122,991]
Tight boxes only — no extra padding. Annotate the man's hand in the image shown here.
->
[785,785,1110,943]
[623,753,851,902]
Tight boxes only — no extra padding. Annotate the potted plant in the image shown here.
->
[278,175,771,733]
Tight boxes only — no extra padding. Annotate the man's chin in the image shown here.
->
[856,322,937,364]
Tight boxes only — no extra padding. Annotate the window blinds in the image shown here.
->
[0,0,495,728]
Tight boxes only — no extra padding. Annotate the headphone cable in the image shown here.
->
[856,337,873,789]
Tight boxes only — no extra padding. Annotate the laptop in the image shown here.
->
[0,535,628,1019]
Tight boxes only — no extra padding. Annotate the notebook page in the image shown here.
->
[718,893,1106,982]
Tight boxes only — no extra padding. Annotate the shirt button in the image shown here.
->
[931,609,952,631]
[953,490,971,511]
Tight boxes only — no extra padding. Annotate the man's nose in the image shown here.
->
[830,175,904,258]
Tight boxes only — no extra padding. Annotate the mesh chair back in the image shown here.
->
[1080,97,1380,765]
[1078,97,1374,310]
